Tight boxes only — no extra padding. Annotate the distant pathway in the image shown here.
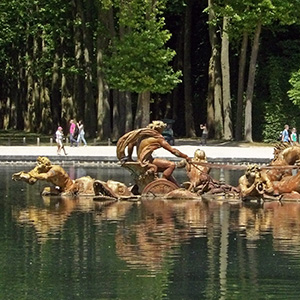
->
[0,144,274,165]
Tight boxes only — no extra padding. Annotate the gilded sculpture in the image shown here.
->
[12,156,133,199]
[12,125,300,202]
[116,120,191,195]
[238,143,300,200]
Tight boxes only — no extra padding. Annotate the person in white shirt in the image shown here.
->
[56,126,67,155]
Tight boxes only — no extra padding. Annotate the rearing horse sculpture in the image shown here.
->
[239,142,300,200]
[267,142,300,181]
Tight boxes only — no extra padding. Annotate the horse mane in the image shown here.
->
[272,142,291,160]
[272,142,300,164]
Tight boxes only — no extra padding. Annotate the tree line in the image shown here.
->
[1,0,300,142]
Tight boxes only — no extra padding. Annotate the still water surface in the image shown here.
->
[1,165,300,300]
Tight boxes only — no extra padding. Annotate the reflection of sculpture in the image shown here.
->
[237,201,300,253]
[13,195,131,243]
[12,195,82,243]
[117,120,190,194]
[12,156,133,199]
[115,199,205,270]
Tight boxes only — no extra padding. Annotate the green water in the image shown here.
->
[1,165,300,300]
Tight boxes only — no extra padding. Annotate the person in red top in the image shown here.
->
[69,119,78,147]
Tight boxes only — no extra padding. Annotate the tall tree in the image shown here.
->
[94,2,112,140]
[235,32,248,141]
[206,0,218,138]
[105,0,181,129]
[226,0,300,141]
[244,21,261,142]
[183,0,196,137]
[221,15,232,140]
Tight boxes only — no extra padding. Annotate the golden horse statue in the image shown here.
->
[239,143,300,200]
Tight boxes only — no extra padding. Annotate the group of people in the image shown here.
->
[69,119,87,147]
[55,119,87,155]
[281,124,298,145]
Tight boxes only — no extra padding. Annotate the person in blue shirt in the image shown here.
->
[281,124,290,143]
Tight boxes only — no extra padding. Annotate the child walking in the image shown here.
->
[56,126,68,155]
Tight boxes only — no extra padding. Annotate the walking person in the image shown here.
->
[281,124,290,143]
[69,119,78,147]
[56,126,68,155]
[200,123,208,146]
[290,127,297,145]
[77,120,87,146]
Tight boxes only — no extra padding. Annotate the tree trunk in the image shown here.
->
[40,82,52,133]
[72,0,85,120]
[134,91,150,128]
[16,52,25,130]
[235,32,248,141]
[118,91,127,134]
[211,4,223,139]
[124,91,133,132]
[183,0,196,137]
[112,90,120,140]
[96,49,111,140]
[82,0,97,137]
[207,0,217,138]
[51,51,62,129]
[8,44,19,130]
[61,48,72,129]
[25,36,37,132]
[171,20,184,130]
[221,16,232,140]
[244,21,261,142]
[32,35,41,132]
[25,34,33,131]
[214,55,223,139]
[96,4,111,140]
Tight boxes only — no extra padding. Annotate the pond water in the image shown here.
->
[1,165,300,300]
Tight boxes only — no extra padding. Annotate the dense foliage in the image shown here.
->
[0,0,300,141]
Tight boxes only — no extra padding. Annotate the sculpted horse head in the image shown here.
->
[271,142,300,166]
[264,142,300,182]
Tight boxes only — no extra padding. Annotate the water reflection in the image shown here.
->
[11,192,300,268]
[116,199,207,271]
[13,196,78,242]
[13,195,133,243]
[239,201,300,253]
[2,165,300,299]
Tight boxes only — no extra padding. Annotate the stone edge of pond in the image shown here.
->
[0,155,270,166]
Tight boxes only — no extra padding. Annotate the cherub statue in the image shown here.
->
[177,149,210,192]
[178,149,239,196]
